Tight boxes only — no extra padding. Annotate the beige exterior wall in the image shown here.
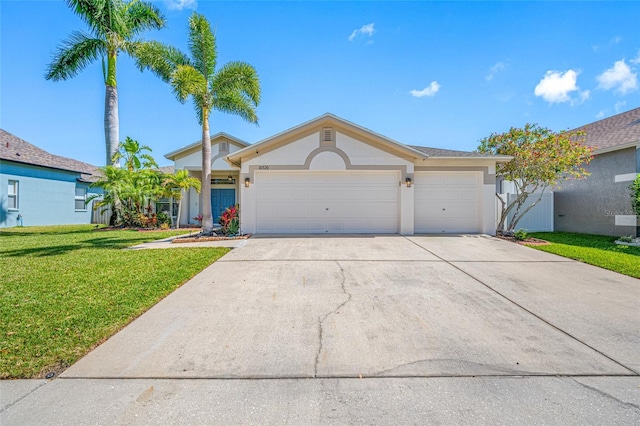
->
[168,119,501,235]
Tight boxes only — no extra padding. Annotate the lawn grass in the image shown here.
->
[0,225,229,379]
[529,232,640,279]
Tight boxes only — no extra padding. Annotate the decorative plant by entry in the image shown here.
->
[219,205,240,236]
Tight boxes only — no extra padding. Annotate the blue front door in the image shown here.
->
[211,189,236,221]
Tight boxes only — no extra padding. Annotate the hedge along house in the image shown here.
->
[0,129,102,228]
[554,107,640,237]
[168,114,511,234]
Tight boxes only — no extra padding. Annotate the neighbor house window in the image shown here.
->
[8,180,18,210]
[75,186,87,210]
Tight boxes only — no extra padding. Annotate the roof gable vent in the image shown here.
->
[321,127,335,146]
[219,141,229,153]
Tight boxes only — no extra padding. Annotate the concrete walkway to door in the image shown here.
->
[2,235,639,424]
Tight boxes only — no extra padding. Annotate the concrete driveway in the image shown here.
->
[3,235,639,424]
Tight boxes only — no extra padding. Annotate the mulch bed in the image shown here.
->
[496,235,550,246]
[172,233,252,243]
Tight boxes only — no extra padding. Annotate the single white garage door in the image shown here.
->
[256,171,399,233]
[414,172,481,233]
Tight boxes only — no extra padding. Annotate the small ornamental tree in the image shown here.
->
[631,175,640,216]
[478,123,593,234]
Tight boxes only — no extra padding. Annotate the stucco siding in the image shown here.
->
[0,161,100,228]
[554,148,638,236]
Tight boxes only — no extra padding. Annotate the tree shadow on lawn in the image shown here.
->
[0,228,94,238]
[1,237,153,257]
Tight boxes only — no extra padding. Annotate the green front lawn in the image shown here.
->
[0,225,229,379]
[529,232,640,279]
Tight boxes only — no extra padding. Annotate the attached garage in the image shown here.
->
[255,171,399,233]
[414,171,482,233]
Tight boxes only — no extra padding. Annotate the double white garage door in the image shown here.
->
[255,171,480,234]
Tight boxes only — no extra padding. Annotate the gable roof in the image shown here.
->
[408,145,509,159]
[573,107,640,154]
[164,132,250,161]
[227,113,509,164]
[228,113,432,164]
[0,129,100,179]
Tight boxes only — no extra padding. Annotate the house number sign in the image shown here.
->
[258,165,270,170]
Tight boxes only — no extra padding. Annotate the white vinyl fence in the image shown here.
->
[91,201,112,225]
[497,192,554,232]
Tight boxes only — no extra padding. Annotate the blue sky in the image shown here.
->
[2,1,639,167]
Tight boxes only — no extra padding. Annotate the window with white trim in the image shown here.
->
[8,180,18,210]
[75,186,87,210]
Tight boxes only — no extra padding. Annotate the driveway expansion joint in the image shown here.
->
[570,377,640,411]
[0,381,49,414]
[402,236,639,376]
[314,261,352,378]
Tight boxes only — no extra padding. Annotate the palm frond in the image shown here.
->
[212,61,260,124]
[214,91,258,124]
[45,31,106,81]
[212,61,261,105]
[125,0,165,36]
[171,65,208,103]
[188,13,216,79]
[66,0,110,37]
[132,41,189,82]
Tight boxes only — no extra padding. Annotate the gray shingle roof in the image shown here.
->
[407,145,492,158]
[158,165,175,174]
[0,129,100,180]
[573,107,640,151]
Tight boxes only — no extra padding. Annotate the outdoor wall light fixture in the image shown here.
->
[405,177,412,188]
[227,175,233,182]
[245,177,251,188]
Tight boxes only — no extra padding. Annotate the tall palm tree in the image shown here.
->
[163,170,201,229]
[45,0,165,166]
[135,12,260,234]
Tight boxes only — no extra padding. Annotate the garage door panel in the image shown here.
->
[414,172,481,233]
[256,172,399,233]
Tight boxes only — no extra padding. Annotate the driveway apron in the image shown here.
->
[61,235,639,379]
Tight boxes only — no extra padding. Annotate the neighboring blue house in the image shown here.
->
[0,129,102,228]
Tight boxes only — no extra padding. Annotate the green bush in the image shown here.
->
[514,229,529,241]
[631,175,640,215]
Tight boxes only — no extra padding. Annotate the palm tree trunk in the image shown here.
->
[176,195,182,230]
[104,49,119,166]
[104,85,119,166]
[201,110,213,234]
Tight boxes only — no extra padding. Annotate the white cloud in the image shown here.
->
[485,62,506,81]
[615,100,627,113]
[596,110,605,119]
[410,81,441,98]
[597,60,638,94]
[630,50,640,65]
[165,0,197,11]
[349,23,375,42]
[534,69,584,104]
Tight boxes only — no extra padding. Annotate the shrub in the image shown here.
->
[631,175,640,215]
[219,205,240,236]
[156,212,171,228]
[514,229,529,241]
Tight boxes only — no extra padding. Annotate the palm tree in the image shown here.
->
[135,12,260,234]
[163,170,201,228]
[45,0,165,166]
[112,136,158,170]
